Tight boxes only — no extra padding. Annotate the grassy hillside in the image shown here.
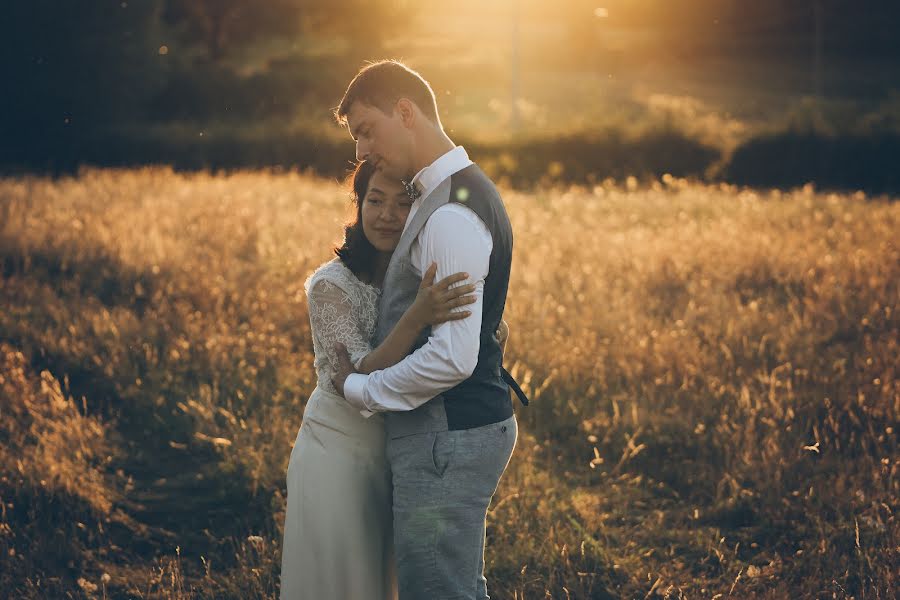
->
[0,168,896,598]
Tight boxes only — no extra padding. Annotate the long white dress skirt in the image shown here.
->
[280,386,396,600]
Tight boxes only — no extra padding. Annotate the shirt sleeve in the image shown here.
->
[343,204,492,414]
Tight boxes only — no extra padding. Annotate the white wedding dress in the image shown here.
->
[280,258,397,600]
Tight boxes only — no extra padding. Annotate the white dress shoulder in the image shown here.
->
[280,258,397,600]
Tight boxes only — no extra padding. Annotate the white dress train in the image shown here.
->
[280,259,397,600]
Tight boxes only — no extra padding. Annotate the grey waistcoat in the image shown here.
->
[373,164,515,439]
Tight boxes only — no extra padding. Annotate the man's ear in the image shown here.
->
[395,98,416,128]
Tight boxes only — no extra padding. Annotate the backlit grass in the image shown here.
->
[1,168,896,598]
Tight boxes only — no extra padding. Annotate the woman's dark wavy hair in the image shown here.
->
[334,160,378,280]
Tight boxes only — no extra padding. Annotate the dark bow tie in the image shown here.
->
[402,180,422,201]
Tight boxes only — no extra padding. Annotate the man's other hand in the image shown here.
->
[331,342,357,396]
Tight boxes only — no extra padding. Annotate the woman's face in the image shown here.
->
[361,170,412,252]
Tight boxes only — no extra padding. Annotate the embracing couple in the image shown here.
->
[279,60,528,600]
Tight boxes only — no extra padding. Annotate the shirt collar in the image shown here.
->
[409,146,472,199]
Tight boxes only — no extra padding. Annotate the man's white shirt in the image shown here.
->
[343,146,493,416]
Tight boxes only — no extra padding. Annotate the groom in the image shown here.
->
[330,60,526,599]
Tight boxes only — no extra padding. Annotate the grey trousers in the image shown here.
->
[387,414,518,600]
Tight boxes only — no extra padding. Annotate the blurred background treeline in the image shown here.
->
[2,0,900,191]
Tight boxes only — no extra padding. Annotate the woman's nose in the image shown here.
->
[379,204,402,223]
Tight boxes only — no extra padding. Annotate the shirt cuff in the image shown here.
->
[344,372,376,418]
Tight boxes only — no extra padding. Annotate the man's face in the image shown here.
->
[345,101,412,180]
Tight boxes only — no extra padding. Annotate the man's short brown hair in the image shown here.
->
[335,60,439,126]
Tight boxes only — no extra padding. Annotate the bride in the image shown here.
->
[279,160,505,599]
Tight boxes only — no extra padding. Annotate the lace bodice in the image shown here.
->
[305,258,380,395]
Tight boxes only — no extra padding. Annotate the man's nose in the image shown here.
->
[355,140,368,162]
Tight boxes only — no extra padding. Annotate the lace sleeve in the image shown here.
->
[307,277,373,374]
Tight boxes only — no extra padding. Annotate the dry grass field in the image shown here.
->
[0,167,897,598]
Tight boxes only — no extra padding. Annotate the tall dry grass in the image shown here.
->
[0,343,115,597]
[0,167,896,598]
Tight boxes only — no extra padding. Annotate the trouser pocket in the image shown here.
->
[430,430,456,478]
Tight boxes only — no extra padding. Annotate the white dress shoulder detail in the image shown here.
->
[304,259,379,394]
[280,258,397,600]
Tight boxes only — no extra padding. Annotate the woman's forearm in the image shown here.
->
[357,310,425,374]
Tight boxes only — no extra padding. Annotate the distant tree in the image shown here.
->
[162,0,418,62]
[555,0,900,58]
[0,0,169,145]
[300,0,420,51]
[162,0,299,62]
